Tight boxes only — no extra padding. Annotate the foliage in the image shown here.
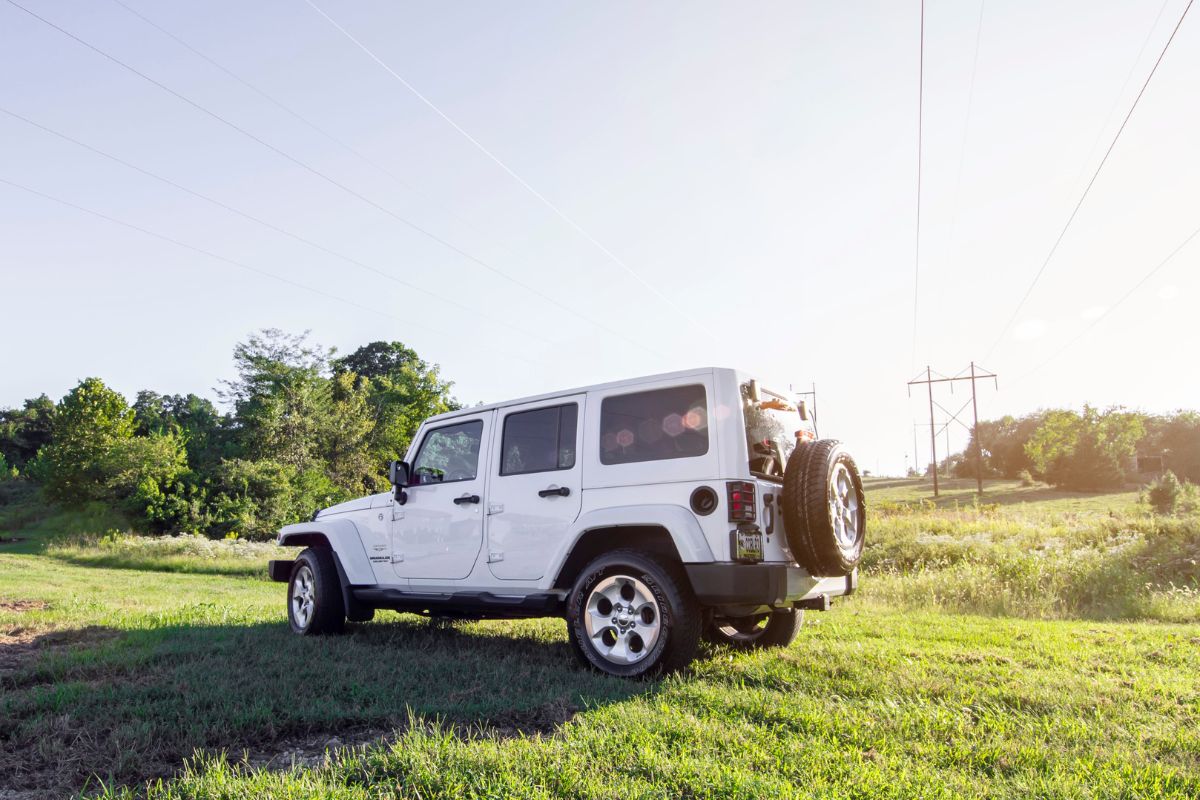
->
[36,377,136,502]
[335,340,460,467]
[0,393,55,470]
[1024,406,1143,491]
[0,330,457,539]
[1144,410,1200,483]
[1017,468,1035,487]
[1147,470,1183,514]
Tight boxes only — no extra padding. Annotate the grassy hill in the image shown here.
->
[1,483,1197,798]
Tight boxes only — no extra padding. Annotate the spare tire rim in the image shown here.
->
[829,462,861,551]
[583,574,661,665]
[291,564,315,628]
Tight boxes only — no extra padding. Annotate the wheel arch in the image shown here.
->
[550,504,715,591]
[277,518,375,585]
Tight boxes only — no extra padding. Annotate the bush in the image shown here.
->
[1146,471,1182,514]
[1018,469,1035,487]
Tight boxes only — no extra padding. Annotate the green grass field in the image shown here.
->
[2,480,1198,799]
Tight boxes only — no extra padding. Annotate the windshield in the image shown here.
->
[742,385,802,480]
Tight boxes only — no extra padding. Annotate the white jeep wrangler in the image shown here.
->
[269,368,865,678]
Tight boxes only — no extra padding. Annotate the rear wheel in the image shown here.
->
[706,609,804,650]
[567,549,701,679]
[288,548,346,635]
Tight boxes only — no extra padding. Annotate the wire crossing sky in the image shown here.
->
[2,0,1198,476]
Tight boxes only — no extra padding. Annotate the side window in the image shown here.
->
[412,420,483,484]
[600,385,708,465]
[501,403,578,476]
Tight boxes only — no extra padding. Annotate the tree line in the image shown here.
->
[0,330,458,538]
[949,406,1200,491]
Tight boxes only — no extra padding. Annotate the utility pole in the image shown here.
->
[908,363,998,497]
[969,361,984,495]
[926,367,939,496]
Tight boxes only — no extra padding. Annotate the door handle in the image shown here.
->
[538,486,571,498]
[453,494,481,505]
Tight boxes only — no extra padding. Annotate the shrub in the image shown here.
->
[1018,469,1035,487]
[1146,471,1182,514]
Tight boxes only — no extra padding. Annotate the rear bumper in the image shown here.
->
[684,563,856,610]
[267,560,294,582]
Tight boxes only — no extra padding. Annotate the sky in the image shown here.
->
[2,0,1198,477]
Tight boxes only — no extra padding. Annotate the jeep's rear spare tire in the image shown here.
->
[781,439,866,576]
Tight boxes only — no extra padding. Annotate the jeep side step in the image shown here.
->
[352,588,566,619]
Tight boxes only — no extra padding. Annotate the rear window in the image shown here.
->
[600,385,709,465]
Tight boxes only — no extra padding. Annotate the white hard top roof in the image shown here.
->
[426,366,746,423]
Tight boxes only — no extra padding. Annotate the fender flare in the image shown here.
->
[556,504,715,567]
[277,518,375,586]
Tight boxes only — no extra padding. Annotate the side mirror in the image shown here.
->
[389,460,410,505]
[388,460,410,488]
[798,399,809,421]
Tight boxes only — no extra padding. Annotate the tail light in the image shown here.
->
[726,481,756,522]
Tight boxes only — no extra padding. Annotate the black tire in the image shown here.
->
[706,609,804,650]
[782,439,866,577]
[287,548,346,635]
[566,549,701,679]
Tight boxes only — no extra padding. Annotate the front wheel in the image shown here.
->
[567,549,701,679]
[706,608,804,650]
[288,548,346,635]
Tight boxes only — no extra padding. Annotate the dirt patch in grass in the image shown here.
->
[0,625,116,679]
[477,696,580,738]
[237,726,402,772]
[0,600,48,613]
[232,698,579,773]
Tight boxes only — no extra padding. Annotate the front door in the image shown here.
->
[392,413,492,580]
[486,396,584,580]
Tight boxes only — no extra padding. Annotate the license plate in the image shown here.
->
[734,528,763,562]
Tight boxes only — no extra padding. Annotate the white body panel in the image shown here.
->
[484,394,585,580]
[391,410,493,580]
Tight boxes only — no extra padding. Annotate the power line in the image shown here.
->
[105,0,583,323]
[911,0,925,369]
[943,0,985,274]
[984,0,1195,361]
[0,104,555,348]
[1068,0,1172,198]
[301,0,718,344]
[1016,220,1200,382]
[0,175,545,366]
[2,0,662,359]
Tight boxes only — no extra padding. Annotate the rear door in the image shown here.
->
[485,396,584,580]
[392,413,492,580]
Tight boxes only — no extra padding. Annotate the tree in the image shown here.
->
[133,390,228,470]
[222,329,334,471]
[1025,406,1143,490]
[320,371,378,494]
[0,394,56,471]
[335,340,459,464]
[38,378,136,502]
[1155,412,1200,483]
